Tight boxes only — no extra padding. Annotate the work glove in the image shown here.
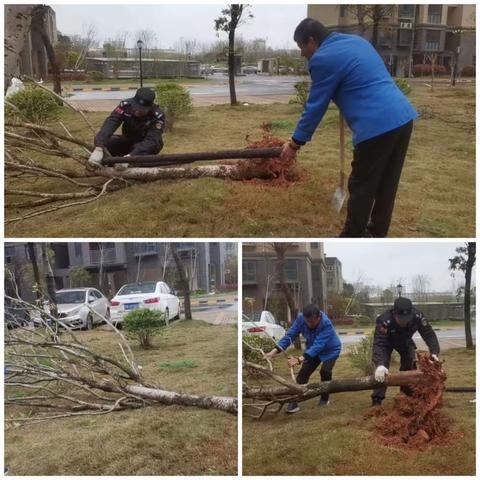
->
[374,365,389,382]
[88,147,104,167]
[430,354,440,362]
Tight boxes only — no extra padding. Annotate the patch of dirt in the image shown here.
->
[370,353,450,449]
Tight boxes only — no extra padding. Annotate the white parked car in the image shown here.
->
[32,288,110,330]
[242,310,286,341]
[110,281,180,325]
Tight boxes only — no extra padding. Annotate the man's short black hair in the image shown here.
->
[294,17,330,45]
[303,303,320,319]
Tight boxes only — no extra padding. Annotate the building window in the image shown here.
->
[398,5,415,18]
[134,242,158,255]
[398,29,413,46]
[312,265,321,282]
[428,5,442,24]
[285,259,298,282]
[311,242,319,249]
[425,30,441,51]
[339,5,345,18]
[74,243,82,258]
[243,260,257,282]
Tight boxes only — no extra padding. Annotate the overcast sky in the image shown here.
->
[323,242,475,293]
[53,4,307,50]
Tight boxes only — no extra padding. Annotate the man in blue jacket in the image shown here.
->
[281,18,418,237]
[265,304,342,414]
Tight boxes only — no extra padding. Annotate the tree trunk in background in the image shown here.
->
[272,243,301,348]
[170,243,192,320]
[228,27,237,105]
[464,242,475,349]
[32,6,61,94]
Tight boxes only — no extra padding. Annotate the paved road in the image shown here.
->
[191,301,238,325]
[340,327,475,352]
[67,74,304,110]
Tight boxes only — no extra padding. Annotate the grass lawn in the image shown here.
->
[5,83,475,237]
[243,347,475,476]
[5,320,237,476]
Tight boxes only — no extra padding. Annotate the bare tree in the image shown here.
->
[170,243,192,320]
[174,37,199,59]
[449,243,476,349]
[271,243,298,325]
[73,23,97,70]
[214,4,253,105]
[411,274,431,302]
[345,5,395,48]
[135,29,158,53]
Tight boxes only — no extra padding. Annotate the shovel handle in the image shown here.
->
[339,112,345,187]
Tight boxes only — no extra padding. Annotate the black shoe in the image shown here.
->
[318,399,330,407]
[285,402,300,414]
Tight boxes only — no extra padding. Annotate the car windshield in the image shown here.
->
[117,282,157,295]
[56,291,86,304]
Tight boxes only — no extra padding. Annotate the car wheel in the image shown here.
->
[85,314,94,331]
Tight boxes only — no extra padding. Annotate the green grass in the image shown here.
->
[157,359,198,369]
[5,83,475,237]
[243,347,475,475]
[5,320,237,476]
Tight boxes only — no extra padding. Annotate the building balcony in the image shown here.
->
[133,243,159,256]
[88,248,121,265]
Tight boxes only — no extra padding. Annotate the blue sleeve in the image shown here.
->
[277,315,302,351]
[304,316,334,358]
[292,56,342,143]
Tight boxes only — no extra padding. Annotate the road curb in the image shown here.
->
[182,297,238,307]
[337,327,456,336]
[63,86,139,93]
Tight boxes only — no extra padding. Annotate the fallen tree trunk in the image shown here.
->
[244,369,429,402]
[102,147,283,167]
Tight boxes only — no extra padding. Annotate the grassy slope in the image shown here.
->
[243,347,475,476]
[6,83,475,237]
[5,320,237,476]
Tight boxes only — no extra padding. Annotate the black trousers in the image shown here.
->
[340,121,413,238]
[371,341,417,403]
[103,135,162,156]
[296,357,337,402]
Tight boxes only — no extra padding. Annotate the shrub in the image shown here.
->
[394,77,412,96]
[461,65,475,77]
[290,80,310,106]
[347,334,375,375]
[155,82,193,131]
[6,87,62,124]
[242,334,275,364]
[123,308,166,348]
[88,70,104,82]
[412,64,448,77]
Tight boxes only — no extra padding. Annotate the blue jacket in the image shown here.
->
[293,32,418,146]
[277,312,341,361]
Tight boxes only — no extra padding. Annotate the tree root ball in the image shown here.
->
[371,353,450,449]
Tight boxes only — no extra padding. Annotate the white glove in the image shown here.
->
[431,354,439,362]
[374,366,389,382]
[88,147,104,166]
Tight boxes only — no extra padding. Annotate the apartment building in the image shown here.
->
[308,4,476,76]
[325,257,343,294]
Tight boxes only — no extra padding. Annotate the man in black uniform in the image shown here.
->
[88,87,165,166]
[371,296,440,406]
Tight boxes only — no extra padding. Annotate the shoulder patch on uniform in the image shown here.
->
[114,106,124,114]
[421,316,428,326]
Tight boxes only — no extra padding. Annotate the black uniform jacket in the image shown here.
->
[372,308,440,366]
[95,100,165,155]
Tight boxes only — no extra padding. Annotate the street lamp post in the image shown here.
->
[137,39,144,87]
[451,27,462,87]
[396,283,403,298]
